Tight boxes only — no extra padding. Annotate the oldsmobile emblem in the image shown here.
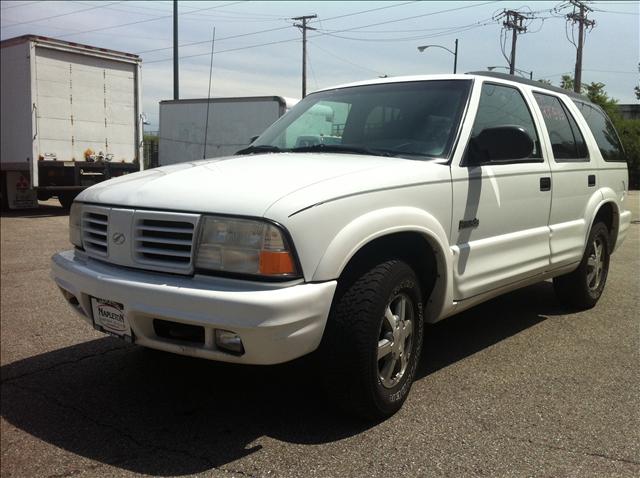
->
[112,232,126,245]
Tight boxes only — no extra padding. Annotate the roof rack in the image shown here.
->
[468,71,588,102]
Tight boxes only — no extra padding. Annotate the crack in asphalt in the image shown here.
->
[0,345,127,385]
[471,415,640,467]
[509,436,640,467]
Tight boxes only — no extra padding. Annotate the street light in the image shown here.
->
[417,39,458,74]
[487,65,533,80]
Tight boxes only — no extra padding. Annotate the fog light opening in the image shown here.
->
[60,287,79,306]
[215,329,245,355]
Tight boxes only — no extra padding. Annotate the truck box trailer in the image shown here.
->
[158,96,297,166]
[1,35,143,209]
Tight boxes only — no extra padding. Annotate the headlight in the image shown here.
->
[69,202,82,247]
[195,216,299,277]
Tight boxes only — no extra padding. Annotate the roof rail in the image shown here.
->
[468,71,588,102]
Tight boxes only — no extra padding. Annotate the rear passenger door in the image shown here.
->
[450,81,552,300]
[532,92,594,268]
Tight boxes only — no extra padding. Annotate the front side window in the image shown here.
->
[470,82,542,160]
[575,101,625,162]
[248,80,472,160]
[534,93,588,161]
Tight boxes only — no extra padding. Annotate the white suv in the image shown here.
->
[52,72,631,419]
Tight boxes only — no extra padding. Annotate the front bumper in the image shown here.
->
[51,250,337,364]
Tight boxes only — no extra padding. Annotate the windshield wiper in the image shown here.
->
[290,144,396,157]
[235,144,282,155]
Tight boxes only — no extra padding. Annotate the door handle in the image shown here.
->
[588,174,596,187]
[540,177,551,191]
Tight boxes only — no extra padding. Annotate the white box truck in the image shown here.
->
[158,96,297,166]
[1,35,143,209]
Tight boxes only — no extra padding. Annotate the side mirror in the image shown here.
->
[468,125,534,164]
[249,135,259,144]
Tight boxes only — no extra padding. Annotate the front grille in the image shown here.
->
[79,206,199,274]
[82,211,109,256]
[134,218,196,269]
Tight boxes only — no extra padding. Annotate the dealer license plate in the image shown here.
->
[91,297,132,340]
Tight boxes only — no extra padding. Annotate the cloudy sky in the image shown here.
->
[1,0,638,129]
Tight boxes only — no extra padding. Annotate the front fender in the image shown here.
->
[311,206,453,322]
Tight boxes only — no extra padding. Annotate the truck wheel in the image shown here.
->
[320,260,424,419]
[553,222,610,310]
[58,191,78,209]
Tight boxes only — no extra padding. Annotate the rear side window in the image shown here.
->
[575,101,626,162]
[471,83,542,159]
[533,93,588,162]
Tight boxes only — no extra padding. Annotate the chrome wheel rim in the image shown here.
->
[586,236,605,291]
[377,293,414,389]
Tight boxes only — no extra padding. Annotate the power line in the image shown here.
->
[312,1,419,23]
[1,1,124,28]
[308,40,387,77]
[136,1,418,55]
[52,1,245,39]
[318,20,494,42]
[72,0,284,23]
[125,0,279,16]
[0,1,44,10]
[144,35,301,64]
[591,8,639,15]
[144,1,500,64]
[328,1,499,35]
[137,24,294,54]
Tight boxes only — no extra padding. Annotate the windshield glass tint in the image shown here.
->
[252,80,472,160]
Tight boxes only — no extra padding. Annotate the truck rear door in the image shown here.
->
[34,46,138,169]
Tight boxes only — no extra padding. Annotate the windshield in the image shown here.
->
[244,80,472,160]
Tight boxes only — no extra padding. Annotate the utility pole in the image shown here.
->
[173,0,179,100]
[502,10,527,75]
[566,0,595,93]
[453,38,458,74]
[292,14,317,98]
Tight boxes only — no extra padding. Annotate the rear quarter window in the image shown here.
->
[574,101,626,162]
[534,93,589,162]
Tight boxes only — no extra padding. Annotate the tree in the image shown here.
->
[558,75,618,117]
[635,85,640,101]
[560,75,575,91]
[536,78,552,86]
[584,82,618,119]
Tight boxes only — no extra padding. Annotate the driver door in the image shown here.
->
[450,81,552,300]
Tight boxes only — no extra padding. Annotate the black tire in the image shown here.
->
[58,191,79,209]
[319,259,424,420]
[553,222,610,310]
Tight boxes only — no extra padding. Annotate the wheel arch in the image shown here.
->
[311,207,453,322]
[589,194,620,253]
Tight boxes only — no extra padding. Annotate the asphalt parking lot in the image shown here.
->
[1,194,639,478]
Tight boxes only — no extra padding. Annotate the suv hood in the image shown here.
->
[77,153,400,216]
